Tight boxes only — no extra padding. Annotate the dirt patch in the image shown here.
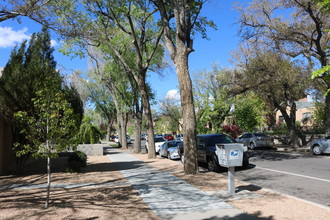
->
[0,187,158,220]
[0,155,158,220]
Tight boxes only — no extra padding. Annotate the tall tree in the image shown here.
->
[159,97,183,134]
[237,0,330,135]
[232,93,266,132]
[87,48,133,149]
[0,28,82,156]
[14,79,78,209]
[232,49,310,148]
[154,0,215,174]
[193,65,233,134]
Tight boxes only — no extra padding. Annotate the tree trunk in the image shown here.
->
[279,105,300,149]
[120,113,128,149]
[45,156,51,209]
[133,111,142,153]
[105,119,113,142]
[174,47,198,174]
[116,112,122,148]
[137,76,156,158]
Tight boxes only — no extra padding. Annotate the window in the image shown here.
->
[302,112,312,119]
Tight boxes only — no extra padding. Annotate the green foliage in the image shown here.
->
[127,125,135,136]
[66,151,87,173]
[312,66,330,96]
[77,116,102,144]
[232,94,265,132]
[193,65,233,134]
[312,101,326,127]
[158,97,182,134]
[0,28,82,158]
[14,79,79,159]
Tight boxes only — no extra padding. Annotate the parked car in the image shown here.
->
[159,140,183,159]
[141,133,147,140]
[164,134,174,141]
[310,136,330,155]
[235,133,274,149]
[114,135,132,144]
[178,133,249,172]
[145,136,166,153]
[176,134,183,141]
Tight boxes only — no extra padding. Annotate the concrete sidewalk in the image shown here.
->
[107,148,259,220]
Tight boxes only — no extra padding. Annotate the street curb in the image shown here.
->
[261,188,330,212]
[236,178,330,212]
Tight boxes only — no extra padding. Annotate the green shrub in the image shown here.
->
[77,116,102,144]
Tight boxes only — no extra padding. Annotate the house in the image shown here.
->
[276,98,315,127]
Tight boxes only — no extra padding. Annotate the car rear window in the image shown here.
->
[205,135,233,145]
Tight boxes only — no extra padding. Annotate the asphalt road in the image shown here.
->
[137,140,329,206]
[233,149,330,207]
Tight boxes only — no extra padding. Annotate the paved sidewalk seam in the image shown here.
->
[106,148,257,219]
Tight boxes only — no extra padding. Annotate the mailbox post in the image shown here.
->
[216,144,244,195]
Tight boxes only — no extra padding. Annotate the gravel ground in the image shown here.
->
[0,147,329,220]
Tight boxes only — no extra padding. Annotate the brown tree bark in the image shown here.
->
[174,47,198,174]
[133,111,142,154]
[136,76,156,158]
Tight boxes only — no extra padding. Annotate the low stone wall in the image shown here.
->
[77,144,105,156]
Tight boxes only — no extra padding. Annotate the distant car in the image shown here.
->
[115,135,132,144]
[235,133,274,150]
[164,134,174,141]
[176,134,183,141]
[141,133,147,140]
[178,133,249,172]
[159,141,183,159]
[310,136,330,155]
[145,136,166,153]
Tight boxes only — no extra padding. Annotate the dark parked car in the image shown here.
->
[178,133,249,172]
[235,133,274,149]
[310,136,330,155]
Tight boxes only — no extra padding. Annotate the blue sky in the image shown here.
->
[0,1,243,109]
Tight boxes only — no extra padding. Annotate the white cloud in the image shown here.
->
[50,39,58,47]
[165,89,180,101]
[0,27,30,48]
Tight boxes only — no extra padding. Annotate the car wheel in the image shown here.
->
[312,145,322,155]
[249,142,256,150]
[207,159,220,172]
[167,151,171,159]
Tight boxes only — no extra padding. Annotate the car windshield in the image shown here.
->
[205,135,233,145]
[155,137,165,142]
[168,142,181,147]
